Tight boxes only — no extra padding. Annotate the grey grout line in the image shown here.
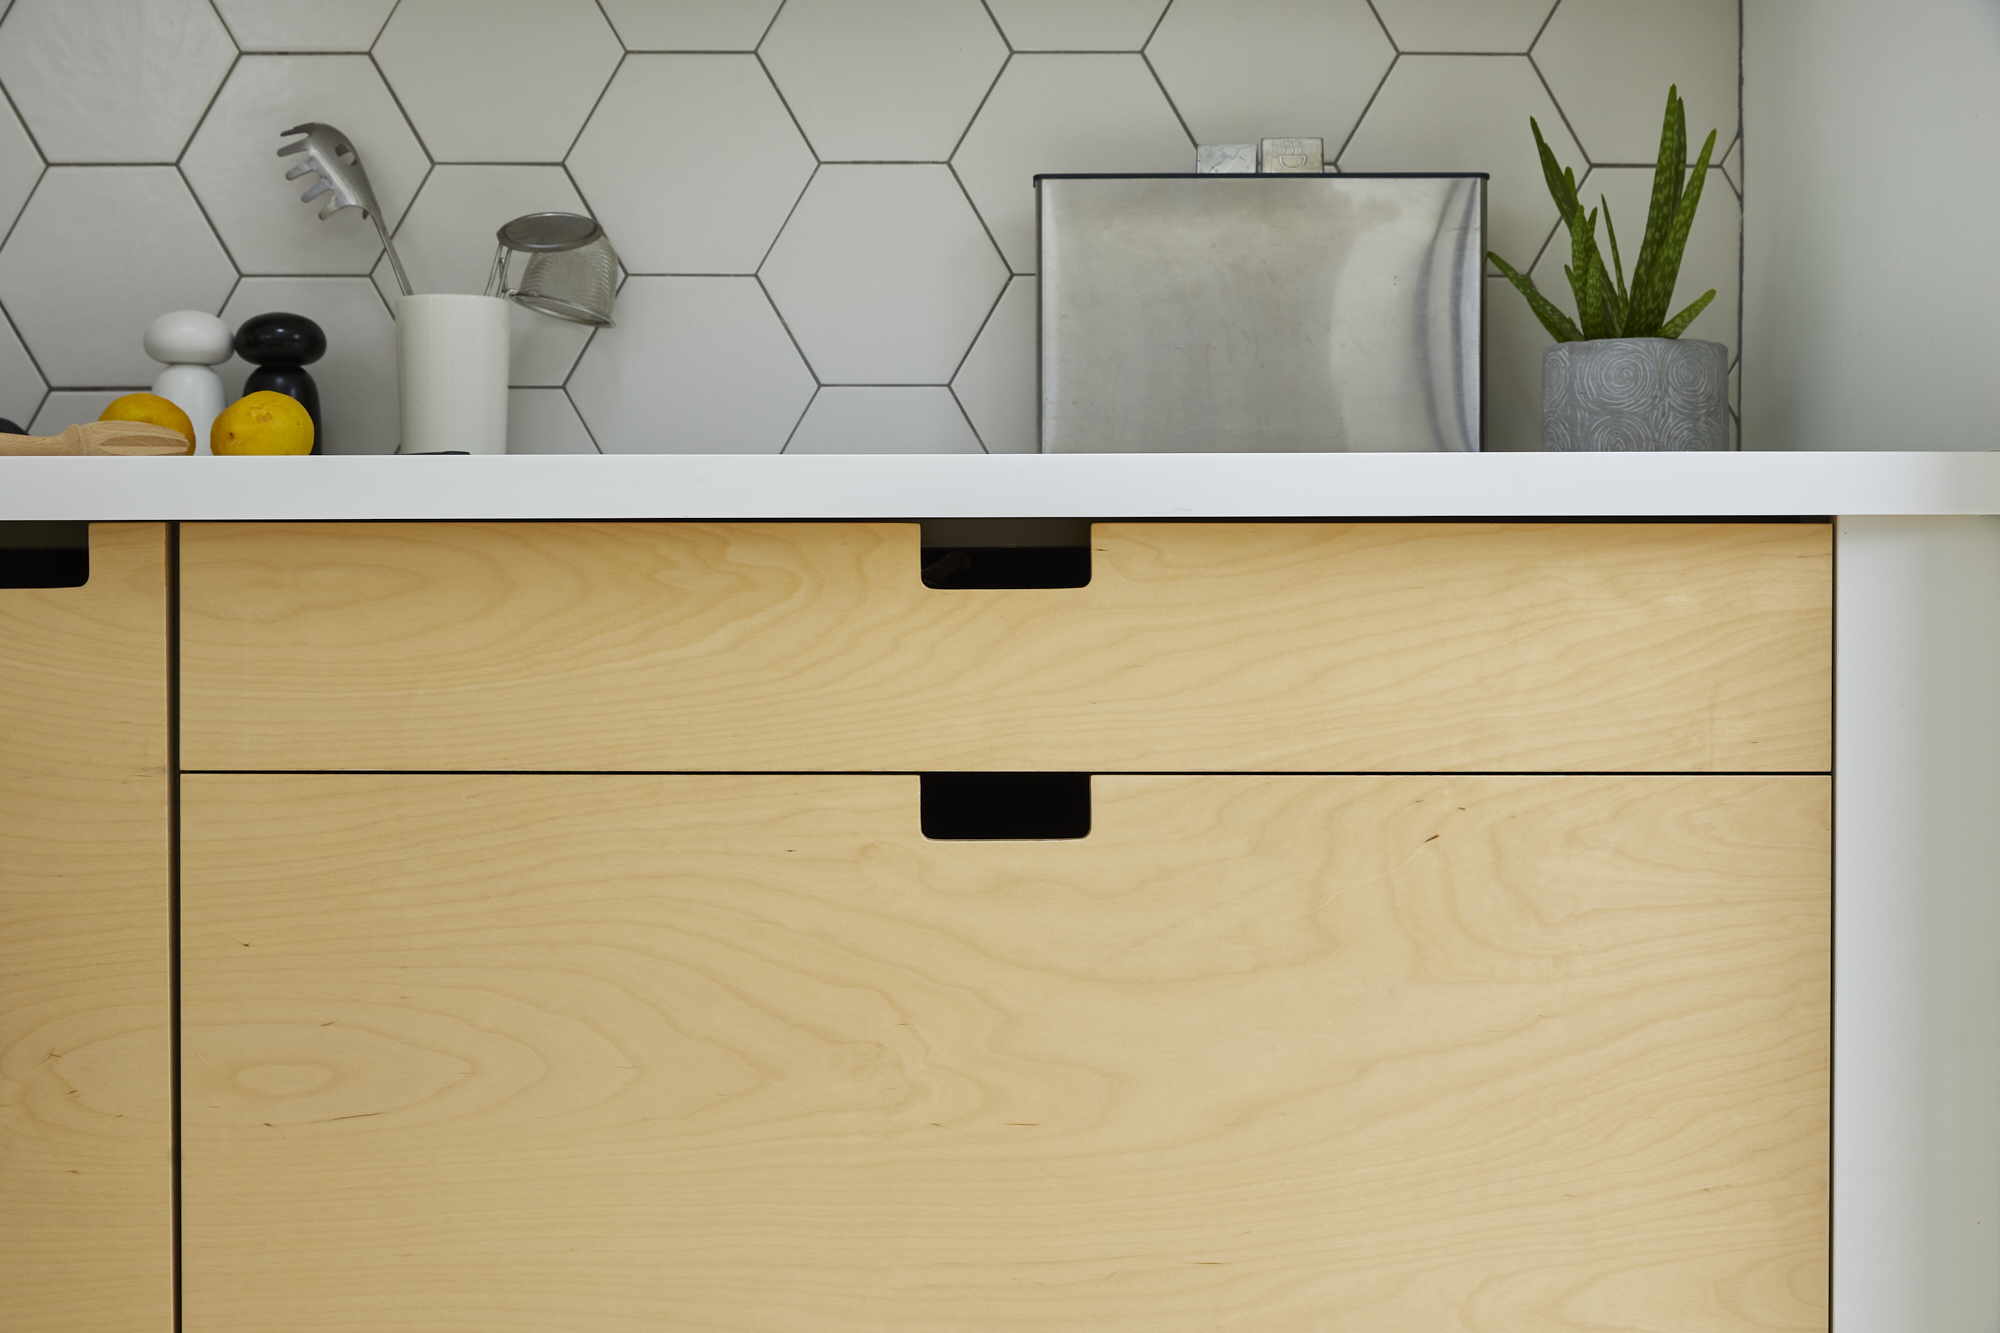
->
[776,383,818,454]
[1361,0,1399,55]
[1528,52,1592,168]
[753,269,825,388]
[947,382,992,455]
[947,161,1013,293]
[1331,52,1397,170]
[946,274,1012,387]
[753,158,818,276]
[946,49,1010,163]
[1528,0,1563,53]
[1141,0,1174,50]
[1139,50,1197,149]
[0,158,42,266]
[755,0,791,51]
[174,45,238,172]
[175,159,250,283]
[371,0,407,54]
[368,48,437,170]
[560,383,606,454]
[755,33,823,161]
[972,0,1009,54]
[0,54,48,162]
[0,296,50,411]
[586,0,619,48]
[559,48,626,164]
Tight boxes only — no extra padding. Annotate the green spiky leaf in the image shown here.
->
[1630,87,1695,332]
[1532,118,1578,227]
[1657,287,1717,339]
[1571,207,1614,340]
[1637,128,1717,331]
[1601,195,1629,310]
[1489,251,1584,342]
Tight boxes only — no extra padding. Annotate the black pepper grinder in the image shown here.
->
[233,313,325,455]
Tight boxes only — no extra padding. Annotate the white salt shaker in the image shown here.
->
[144,311,233,456]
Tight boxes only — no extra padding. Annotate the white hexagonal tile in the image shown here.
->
[369,166,597,386]
[569,56,814,275]
[0,0,234,164]
[1339,55,1580,270]
[952,275,1036,454]
[0,93,39,241]
[1526,165,1740,358]
[1482,274,1552,451]
[1147,0,1393,147]
[0,167,235,387]
[598,0,783,50]
[569,276,814,453]
[219,278,398,455]
[30,389,142,435]
[1722,134,1741,196]
[759,0,1007,161]
[760,164,1008,384]
[1534,0,1739,165]
[1370,0,1557,52]
[210,0,398,51]
[984,0,1170,51]
[375,0,623,163]
[0,307,46,428]
[785,387,983,453]
[182,56,429,276]
[507,388,599,453]
[953,55,1189,273]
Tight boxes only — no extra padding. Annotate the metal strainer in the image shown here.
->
[483,212,618,326]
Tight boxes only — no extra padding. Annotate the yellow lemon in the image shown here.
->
[212,391,314,456]
[100,392,194,451]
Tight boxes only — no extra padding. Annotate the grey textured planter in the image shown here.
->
[1542,337,1729,451]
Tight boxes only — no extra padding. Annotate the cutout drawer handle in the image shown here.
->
[921,773,1091,841]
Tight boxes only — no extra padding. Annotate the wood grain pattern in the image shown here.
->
[0,523,172,1333]
[177,521,1832,773]
[181,772,1829,1333]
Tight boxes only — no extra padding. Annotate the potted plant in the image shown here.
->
[1489,86,1727,451]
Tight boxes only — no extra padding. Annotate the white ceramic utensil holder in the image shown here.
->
[396,294,509,455]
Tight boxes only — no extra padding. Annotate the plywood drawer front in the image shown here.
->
[0,524,173,1333]
[181,772,1830,1333]
[179,520,1831,772]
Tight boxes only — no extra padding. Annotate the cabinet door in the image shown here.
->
[182,772,1829,1333]
[0,524,173,1333]
[178,521,1832,773]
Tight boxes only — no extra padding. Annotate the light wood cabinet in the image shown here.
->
[0,524,174,1333]
[5,518,1833,1332]
[179,521,1831,773]
[181,771,1827,1333]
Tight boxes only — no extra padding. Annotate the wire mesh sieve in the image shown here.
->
[484,212,619,326]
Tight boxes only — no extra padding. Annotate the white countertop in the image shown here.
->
[3,450,1997,520]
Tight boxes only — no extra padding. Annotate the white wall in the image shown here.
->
[1837,516,2000,1331]
[0,0,1741,454]
[1744,0,2000,451]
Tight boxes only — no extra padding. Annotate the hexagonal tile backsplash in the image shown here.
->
[0,0,1738,453]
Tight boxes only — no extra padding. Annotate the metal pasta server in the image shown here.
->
[1037,174,1486,452]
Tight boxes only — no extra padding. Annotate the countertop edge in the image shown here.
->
[3,451,1997,520]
